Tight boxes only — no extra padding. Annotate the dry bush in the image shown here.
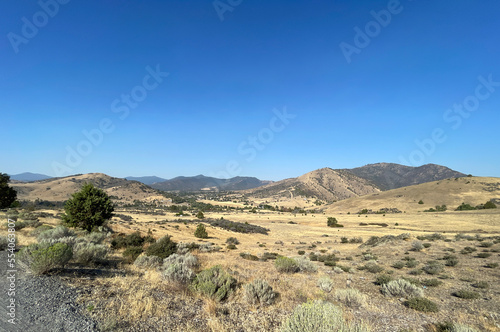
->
[334,288,367,308]
[381,279,424,298]
[317,276,334,293]
[244,279,276,306]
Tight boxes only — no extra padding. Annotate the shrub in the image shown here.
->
[122,246,143,263]
[240,252,259,261]
[327,217,343,227]
[411,241,424,251]
[18,242,73,275]
[423,261,444,275]
[190,265,236,302]
[226,237,239,245]
[452,289,481,299]
[349,237,363,244]
[449,323,479,332]
[275,256,299,273]
[163,253,198,269]
[485,262,498,268]
[281,300,370,332]
[335,288,366,308]
[460,246,477,255]
[404,297,439,312]
[374,274,393,285]
[73,242,108,264]
[483,201,497,209]
[111,232,145,249]
[133,254,162,269]
[421,278,443,287]
[297,250,305,255]
[423,242,432,248]
[261,252,279,261]
[381,279,424,298]
[340,237,349,244]
[295,256,318,273]
[196,211,205,219]
[162,262,195,284]
[392,261,405,269]
[317,276,333,293]
[244,279,276,306]
[363,261,384,273]
[478,241,493,248]
[194,224,208,238]
[227,244,237,250]
[37,226,75,242]
[405,259,419,268]
[61,183,114,231]
[208,218,269,234]
[476,252,491,258]
[145,235,177,259]
[30,225,53,237]
[84,232,107,244]
[444,255,459,266]
[471,281,489,289]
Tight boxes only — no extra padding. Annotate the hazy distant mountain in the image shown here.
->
[343,163,466,190]
[150,175,271,192]
[125,176,167,185]
[244,168,380,202]
[10,172,52,182]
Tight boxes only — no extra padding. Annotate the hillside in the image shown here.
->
[344,163,466,190]
[150,175,271,192]
[10,172,53,182]
[11,173,165,205]
[325,176,500,213]
[125,176,167,185]
[243,168,380,202]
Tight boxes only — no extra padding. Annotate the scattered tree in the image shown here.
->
[196,211,205,219]
[194,224,208,238]
[61,183,114,232]
[327,217,343,228]
[0,173,17,209]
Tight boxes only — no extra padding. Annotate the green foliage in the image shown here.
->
[295,256,318,273]
[374,274,393,285]
[226,237,239,245]
[145,235,177,259]
[208,218,269,234]
[133,254,162,269]
[327,217,344,228]
[194,224,208,238]
[196,211,205,219]
[444,255,459,266]
[275,256,299,273]
[162,262,196,284]
[423,261,444,275]
[73,242,109,264]
[122,246,143,263]
[476,252,491,258]
[18,242,73,275]
[455,203,477,211]
[239,252,259,261]
[381,279,424,298]
[36,226,75,242]
[298,250,305,255]
[281,300,370,332]
[418,200,424,204]
[452,289,481,299]
[424,205,447,212]
[421,278,443,287]
[0,173,17,209]
[190,265,236,302]
[111,231,146,249]
[226,244,237,250]
[244,279,276,306]
[392,261,405,269]
[61,183,115,232]
[404,297,439,312]
[483,201,497,209]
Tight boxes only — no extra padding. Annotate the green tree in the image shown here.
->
[194,224,208,238]
[196,211,205,219]
[61,183,114,232]
[327,217,343,227]
[0,173,17,209]
[483,201,497,209]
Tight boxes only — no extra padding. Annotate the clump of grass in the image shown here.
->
[471,281,489,289]
[334,288,366,308]
[452,289,481,299]
[404,297,439,312]
[381,279,424,298]
[244,279,276,306]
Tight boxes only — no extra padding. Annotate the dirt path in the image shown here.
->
[0,251,98,332]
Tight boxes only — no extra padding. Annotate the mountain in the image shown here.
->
[343,163,466,190]
[9,172,52,182]
[244,168,381,202]
[12,173,164,205]
[325,176,500,213]
[125,176,167,185]
[150,175,271,192]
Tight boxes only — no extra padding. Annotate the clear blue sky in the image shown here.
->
[1,0,499,181]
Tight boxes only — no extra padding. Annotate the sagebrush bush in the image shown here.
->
[317,276,334,293]
[452,289,481,299]
[226,237,239,245]
[381,279,424,298]
[163,253,198,269]
[30,225,53,237]
[363,261,384,273]
[133,254,162,269]
[84,232,106,244]
[18,242,73,275]
[374,274,393,285]
[404,297,439,312]
[190,265,236,302]
[145,235,177,259]
[162,262,195,284]
[275,256,299,273]
[295,256,318,273]
[111,232,145,249]
[423,261,444,275]
[244,279,276,306]
[37,226,75,242]
[392,261,405,269]
[73,242,108,264]
[240,252,259,261]
[449,323,479,332]
[421,278,443,287]
[411,241,424,252]
[335,288,366,308]
[281,300,370,332]
[198,243,221,253]
[471,281,489,289]
[122,246,143,263]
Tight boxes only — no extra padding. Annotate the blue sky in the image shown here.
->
[1,0,499,181]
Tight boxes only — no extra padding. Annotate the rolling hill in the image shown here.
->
[11,173,165,205]
[125,176,167,185]
[324,176,500,213]
[9,172,53,182]
[344,163,466,190]
[150,175,271,192]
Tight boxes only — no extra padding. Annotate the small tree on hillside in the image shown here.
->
[62,183,114,232]
[483,201,497,209]
[196,211,205,219]
[0,173,17,209]
[194,224,208,238]
[327,217,343,228]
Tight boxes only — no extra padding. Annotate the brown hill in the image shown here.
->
[12,173,165,205]
[324,176,500,213]
[243,168,380,202]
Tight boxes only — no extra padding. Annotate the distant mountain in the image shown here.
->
[12,173,163,206]
[125,176,167,185]
[9,172,52,182]
[244,168,381,202]
[150,175,271,192]
[343,163,466,190]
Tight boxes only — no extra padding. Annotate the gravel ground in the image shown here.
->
[0,251,99,332]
